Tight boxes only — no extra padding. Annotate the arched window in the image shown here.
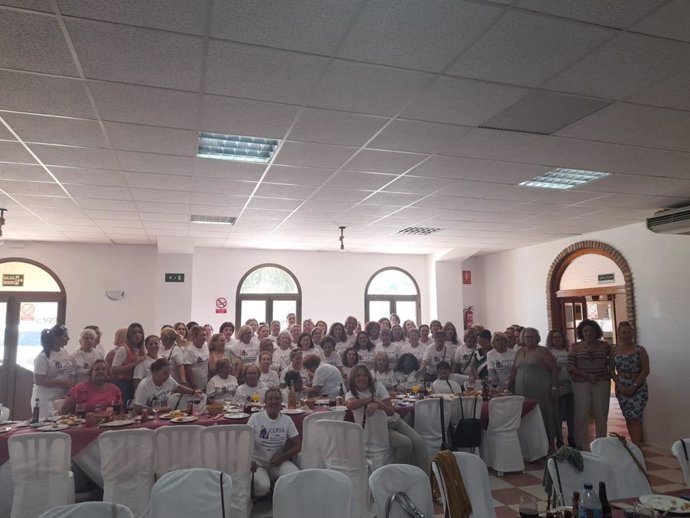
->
[365,267,420,324]
[236,264,301,329]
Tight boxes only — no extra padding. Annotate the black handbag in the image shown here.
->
[450,396,481,450]
[385,491,426,518]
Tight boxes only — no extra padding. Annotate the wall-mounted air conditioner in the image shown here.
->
[647,205,690,235]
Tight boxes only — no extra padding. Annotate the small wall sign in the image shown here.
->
[164,273,185,283]
[462,271,472,285]
[2,274,24,287]
[597,273,615,284]
[215,297,228,314]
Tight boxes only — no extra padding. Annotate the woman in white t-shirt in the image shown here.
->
[133,358,200,412]
[486,332,516,391]
[133,335,161,391]
[443,321,460,363]
[236,365,268,403]
[319,335,343,373]
[271,331,293,374]
[401,328,425,364]
[546,329,574,448]
[70,328,103,384]
[258,351,280,387]
[31,324,75,419]
[341,347,359,382]
[344,316,358,347]
[393,353,420,389]
[390,324,407,351]
[354,331,376,369]
[184,325,210,390]
[159,327,188,385]
[247,387,300,498]
[418,324,431,348]
[231,325,260,366]
[110,323,146,406]
[372,352,397,391]
[375,328,400,365]
[279,349,310,388]
[329,322,350,355]
[205,358,238,403]
[453,328,478,375]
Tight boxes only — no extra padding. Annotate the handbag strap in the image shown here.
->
[111,503,118,518]
[439,397,448,450]
[461,350,475,374]
[220,471,226,518]
[385,492,426,518]
[552,457,564,507]
[446,381,455,395]
[681,439,689,461]
[609,432,650,483]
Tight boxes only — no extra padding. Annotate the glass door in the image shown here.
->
[560,297,586,346]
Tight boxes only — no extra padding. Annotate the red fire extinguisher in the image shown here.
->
[463,306,474,330]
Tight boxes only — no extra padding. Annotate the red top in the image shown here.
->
[66,381,122,412]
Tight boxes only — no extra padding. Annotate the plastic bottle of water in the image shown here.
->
[579,483,603,518]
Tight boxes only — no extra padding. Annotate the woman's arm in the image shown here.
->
[270,435,300,467]
[374,397,395,416]
[176,364,188,385]
[610,345,619,385]
[344,396,372,411]
[542,349,559,398]
[634,346,650,388]
[60,396,76,415]
[33,373,73,389]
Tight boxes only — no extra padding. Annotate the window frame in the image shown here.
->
[364,266,421,324]
[235,263,302,326]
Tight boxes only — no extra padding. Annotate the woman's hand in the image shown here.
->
[587,373,597,384]
[366,401,379,416]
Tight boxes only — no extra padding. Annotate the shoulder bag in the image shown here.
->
[450,396,481,450]
[385,491,426,518]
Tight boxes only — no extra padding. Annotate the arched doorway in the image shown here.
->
[546,241,636,345]
[235,264,302,329]
[0,258,66,419]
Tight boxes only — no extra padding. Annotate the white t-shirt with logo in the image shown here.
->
[453,344,477,374]
[205,374,239,402]
[247,410,299,469]
[400,343,426,364]
[375,343,400,364]
[70,349,104,384]
[486,349,516,388]
[235,382,268,403]
[271,348,293,373]
[373,369,397,390]
[422,345,451,376]
[161,345,187,383]
[259,369,280,388]
[184,343,210,390]
[133,356,157,381]
[133,375,178,407]
[321,350,343,368]
[231,340,260,365]
[311,363,343,399]
[31,349,74,418]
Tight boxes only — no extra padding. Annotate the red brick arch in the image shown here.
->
[546,240,636,339]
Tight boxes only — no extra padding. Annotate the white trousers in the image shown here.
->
[253,461,299,498]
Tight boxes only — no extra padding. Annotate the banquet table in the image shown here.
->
[610,490,689,517]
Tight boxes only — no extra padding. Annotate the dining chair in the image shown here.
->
[431,452,496,518]
[369,464,435,518]
[273,469,352,518]
[98,428,156,518]
[297,408,346,469]
[362,408,393,470]
[413,398,454,456]
[311,420,372,518]
[449,373,469,387]
[38,502,133,518]
[199,425,253,518]
[149,468,232,518]
[154,425,203,478]
[591,437,651,498]
[480,395,524,475]
[166,393,207,413]
[546,451,619,505]
[8,432,74,518]
[671,439,690,486]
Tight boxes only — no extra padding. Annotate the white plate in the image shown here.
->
[282,409,306,415]
[99,419,136,428]
[1,426,13,433]
[224,406,239,412]
[160,412,187,420]
[58,418,85,426]
[332,406,347,412]
[37,423,69,431]
[639,494,690,514]
[224,413,249,419]
[170,416,198,423]
[315,399,330,405]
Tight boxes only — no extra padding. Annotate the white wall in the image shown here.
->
[461,222,690,447]
[560,254,624,290]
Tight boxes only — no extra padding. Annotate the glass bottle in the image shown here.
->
[598,481,612,518]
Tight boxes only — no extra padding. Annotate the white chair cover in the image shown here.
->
[273,469,352,518]
[480,395,524,474]
[518,404,549,461]
[200,425,253,518]
[449,373,469,386]
[0,404,10,423]
[166,393,207,413]
[154,425,203,477]
[369,464,435,518]
[547,452,619,503]
[312,420,372,518]
[413,398,453,456]
[590,437,651,498]
[98,429,156,518]
[298,409,346,469]
[8,432,74,518]
[149,468,232,518]
[362,409,393,470]
[432,452,496,518]
[38,502,133,518]
[671,439,690,486]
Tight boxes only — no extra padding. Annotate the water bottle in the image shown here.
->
[579,483,602,518]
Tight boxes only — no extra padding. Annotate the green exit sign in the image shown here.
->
[165,273,185,283]
[598,273,615,283]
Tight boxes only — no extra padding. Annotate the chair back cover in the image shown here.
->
[200,425,253,518]
[273,469,352,518]
[8,432,74,518]
[38,502,133,518]
[671,439,690,486]
[312,420,371,518]
[98,429,156,518]
[149,468,232,518]
[369,464,435,518]
[361,409,393,470]
[590,437,650,498]
[154,425,203,477]
[414,398,453,456]
[547,452,619,502]
[480,396,524,473]
[453,452,496,518]
[0,403,11,423]
[487,395,523,432]
[299,409,346,469]
[448,374,469,386]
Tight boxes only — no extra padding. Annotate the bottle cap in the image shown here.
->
[584,483,593,489]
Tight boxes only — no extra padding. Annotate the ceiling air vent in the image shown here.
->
[647,205,690,235]
[397,226,443,235]
[479,90,611,135]
[191,215,237,225]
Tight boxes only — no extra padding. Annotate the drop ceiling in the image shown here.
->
[1,0,690,255]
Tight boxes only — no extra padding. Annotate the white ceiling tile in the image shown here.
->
[580,173,690,196]
[447,11,613,87]
[86,209,140,220]
[624,69,690,111]
[104,122,198,155]
[465,161,552,184]
[0,125,14,140]
[125,172,192,191]
[241,208,293,221]
[298,199,353,213]
[574,193,676,210]
[382,176,454,195]
[337,0,502,72]
[544,33,690,100]
[190,203,244,215]
[58,0,207,34]
[0,1,53,12]
[442,128,547,160]
[77,198,136,210]
[31,144,117,169]
[117,151,194,176]
[0,163,49,182]
[402,76,527,125]
[288,108,388,147]
[205,41,329,104]
[325,171,396,190]
[344,150,427,174]
[193,159,265,182]
[66,19,204,90]
[310,61,433,116]
[139,212,188,223]
[191,193,248,207]
[310,188,372,204]
[408,155,489,180]
[67,184,131,200]
[273,142,357,169]
[263,165,334,186]
[211,0,360,55]
[0,180,64,196]
[516,0,664,29]
[131,188,190,203]
[96,219,143,229]
[89,81,199,129]
[631,0,690,43]
[200,95,300,139]
[531,189,607,206]
[254,183,314,200]
[360,192,425,207]
[367,120,471,154]
[192,178,256,196]
[52,167,127,186]
[12,195,74,209]
[247,197,304,211]
[0,71,94,118]
[2,113,107,148]
[0,10,77,76]
[438,179,516,200]
[0,141,38,164]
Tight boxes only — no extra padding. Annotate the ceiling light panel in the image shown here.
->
[519,168,609,190]
[197,132,279,164]
[191,215,236,225]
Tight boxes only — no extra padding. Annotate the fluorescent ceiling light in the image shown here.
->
[519,168,609,190]
[191,215,236,225]
[197,132,279,163]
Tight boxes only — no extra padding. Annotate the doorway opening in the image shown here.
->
[0,258,66,420]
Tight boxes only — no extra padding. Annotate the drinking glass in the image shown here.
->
[151,398,161,421]
[411,384,420,398]
[48,401,59,420]
[519,495,539,518]
[75,403,87,419]
[633,504,655,518]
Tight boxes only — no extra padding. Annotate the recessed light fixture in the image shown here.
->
[397,226,443,235]
[191,215,236,225]
[197,132,279,163]
[519,168,609,190]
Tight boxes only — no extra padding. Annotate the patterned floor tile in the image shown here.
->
[649,469,685,484]
[489,476,514,490]
[646,456,683,469]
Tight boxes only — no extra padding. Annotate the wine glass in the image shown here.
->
[151,397,161,422]
[75,402,86,419]
[411,383,420,399]
[48,401,59,421]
